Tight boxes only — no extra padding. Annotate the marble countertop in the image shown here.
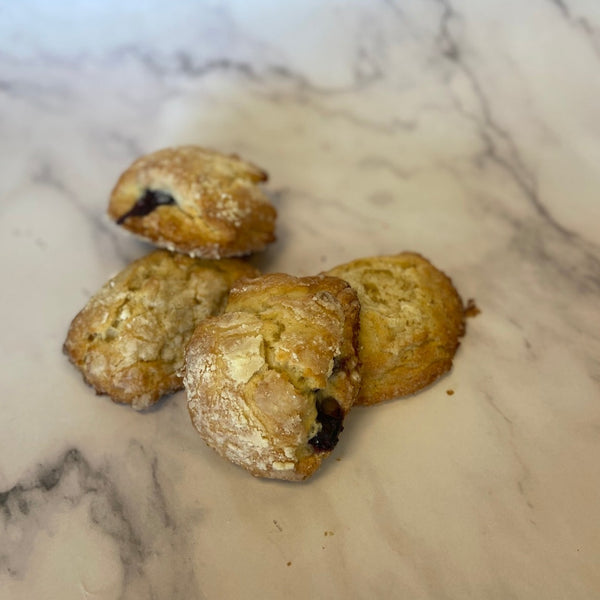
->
[2,1,600,598]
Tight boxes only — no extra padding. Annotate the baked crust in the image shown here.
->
[184,273,361,481]
[63,250,259,410]
[326,252,465,405]
[107,146,277,258]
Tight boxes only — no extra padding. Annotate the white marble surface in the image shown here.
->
[1,1,600,598]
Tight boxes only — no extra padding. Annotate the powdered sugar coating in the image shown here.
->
[184,273,361,481]
[63,250,259,409]
[108,146,277,258]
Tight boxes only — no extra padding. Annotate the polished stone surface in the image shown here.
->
[2,1,600,598]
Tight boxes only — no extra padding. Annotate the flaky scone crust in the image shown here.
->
[327,252,465,405]
[184,273,361,481]
[107,146,277,258]
[63,250,259,410]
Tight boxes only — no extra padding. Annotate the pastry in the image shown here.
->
[107,146,277,258]
[184,273,361,481]
[326,252,465,405]
[63,249,259,410]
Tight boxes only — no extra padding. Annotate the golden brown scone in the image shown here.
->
[184,273,361,481]
[63,250,259,410]
[107,146,277,258]
[326,252,465,405]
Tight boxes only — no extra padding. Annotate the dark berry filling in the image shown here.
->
[332,355,347,374]
[116,189,176,224]
[308,395,344,452]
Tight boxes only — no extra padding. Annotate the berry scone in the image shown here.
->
[184,273,361,481]
[64,249,259,410]
[327,252,465,405]
[108,146,277,258]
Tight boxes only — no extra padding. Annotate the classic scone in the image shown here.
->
[63,250,259,410]
[184,273,361,481]
[108,146,277,258]
[326,252,465,405]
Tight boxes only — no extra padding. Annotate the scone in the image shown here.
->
[184,273,361,481]
[63,250,259,410]
[107,146,277,258]
[326,252,465,405]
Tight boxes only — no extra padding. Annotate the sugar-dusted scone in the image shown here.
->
[326,252,465,406]
[107,146,277,258]
[184,273,361,481]
[63,250,259,410]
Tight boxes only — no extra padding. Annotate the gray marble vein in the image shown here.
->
[1,444,201,599]
[549,0,600,57]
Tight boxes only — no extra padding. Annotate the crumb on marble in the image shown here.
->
[465,298,481,317]
[446,389,455,395]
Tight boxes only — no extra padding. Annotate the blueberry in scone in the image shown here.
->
[108,146,277,259]
[184,273,361,480]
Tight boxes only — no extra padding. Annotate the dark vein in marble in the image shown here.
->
[0,446,199,598]
[0,75,73,112]
[32,160,95,218]
[31,159,115,250]
[549,0,600,58]
[1,449,136,577]
[176,54,259,81]
[109,46,259,84]
[30,158,148,266]
[483,393,536,513]
[101,130,145,164]
[300,98,418,135]
[434,0,600,294]
[358,155,421,179]
[434,0,546,199]
[110,43,381,95]
[381,0,408,22]
[354,43,385,83]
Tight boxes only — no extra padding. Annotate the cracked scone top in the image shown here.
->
[327,252,465,405]
[63,250,259,410]
[184,273,362,481]
[107,146,277,258]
